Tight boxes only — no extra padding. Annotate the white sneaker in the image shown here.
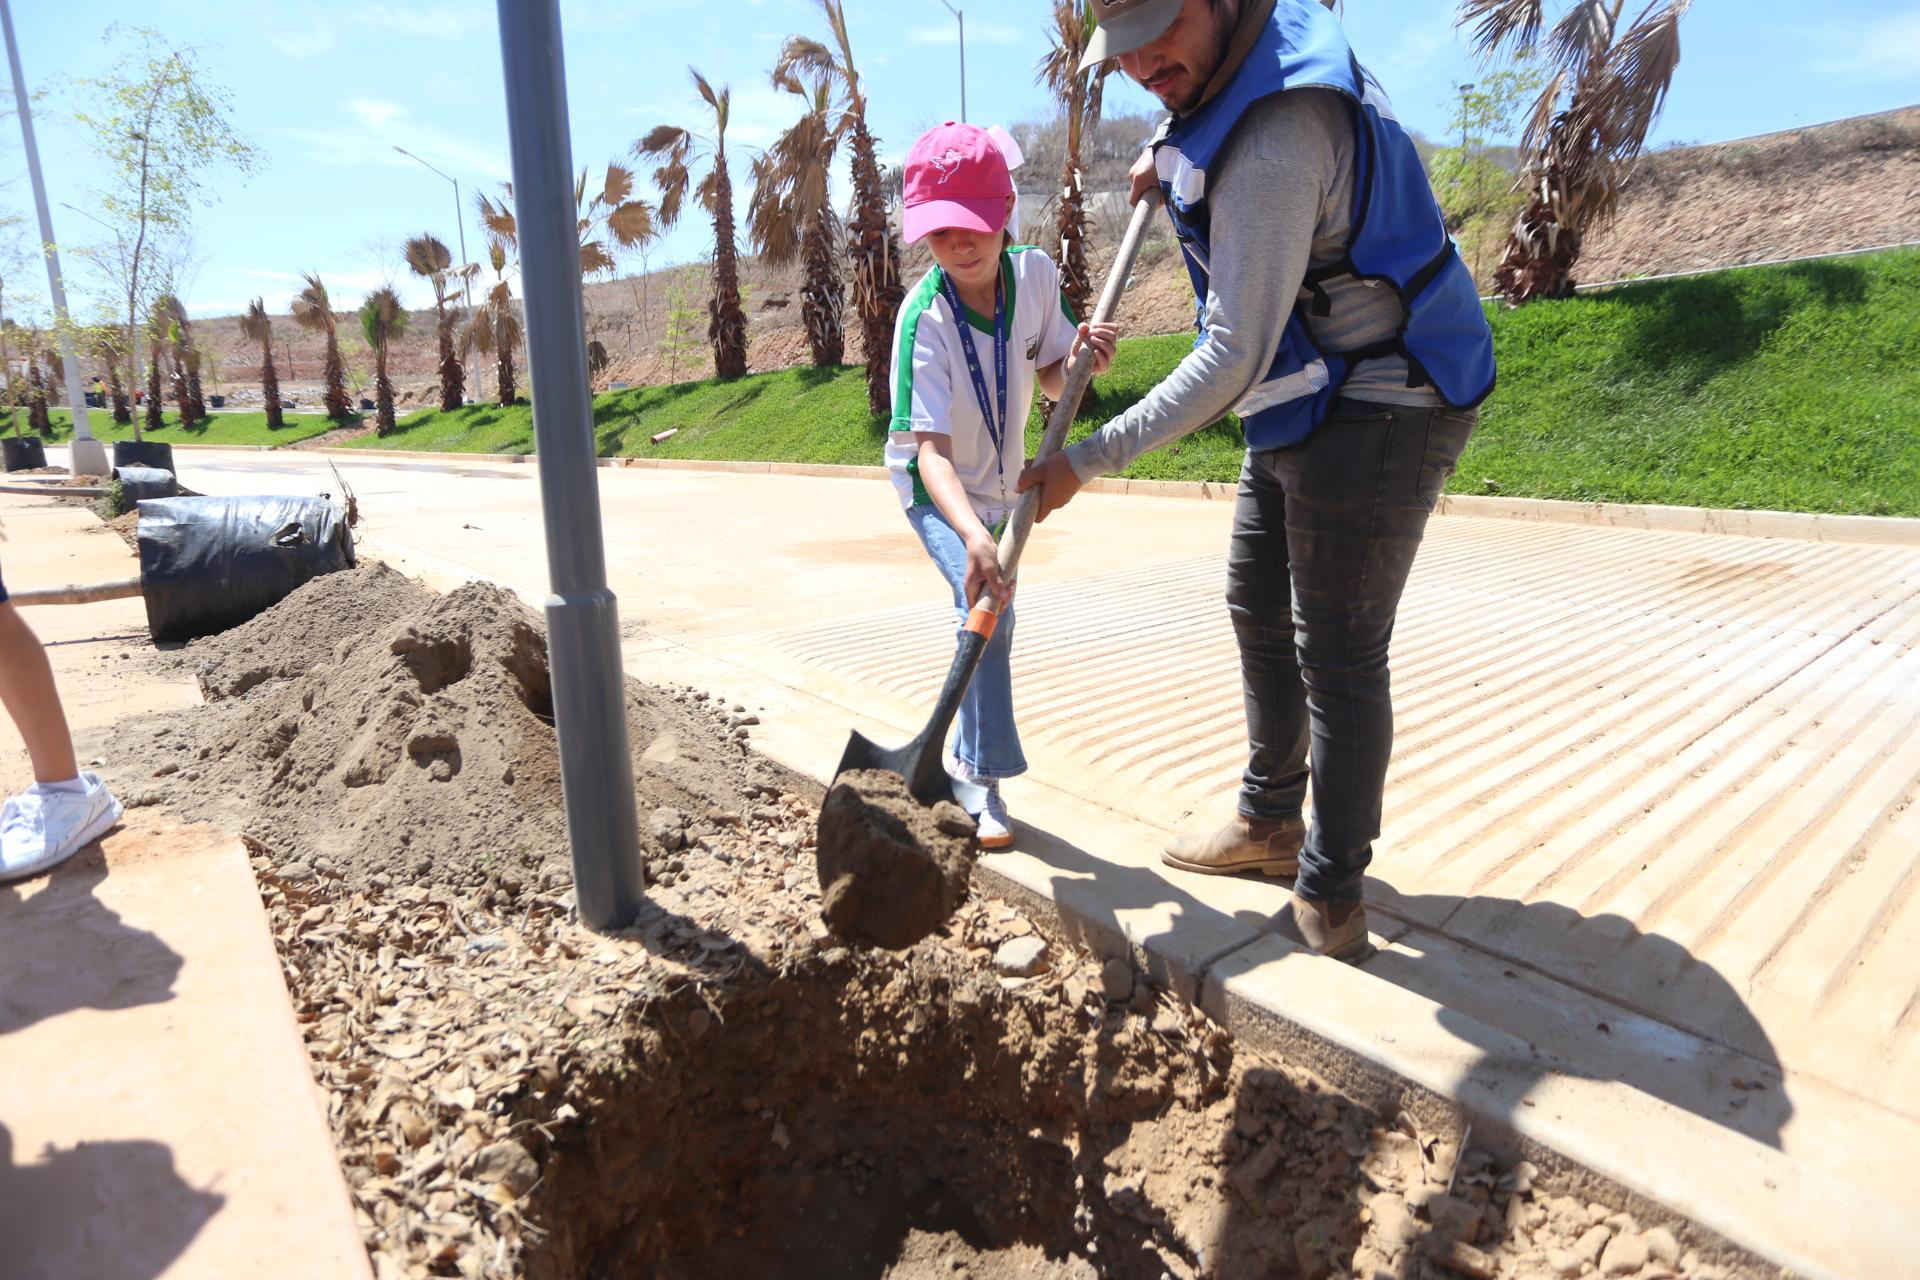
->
[975,781,1014,850]
[0,773,124,883]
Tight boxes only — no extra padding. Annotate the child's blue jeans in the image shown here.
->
[904,504,1027,782]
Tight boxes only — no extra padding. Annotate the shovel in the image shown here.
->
[831,189,1164,813]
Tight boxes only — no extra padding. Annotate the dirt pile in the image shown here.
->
[816,768,976,951]
[117,568,798,891]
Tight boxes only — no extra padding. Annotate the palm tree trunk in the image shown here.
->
[846,118,901,416]
[375,339,395,436]
[800,209,845,368]
[107,362,131,425]
[323,330,349,420]
[497,342,515,406]
[260,338,284,430]
[186,360,206,423]
[707,167,749,380]
[171,351,191,424]
[27,362,49,437]
[145,348,164,431]
[436,304,464,412]
[1058,82,1094,320]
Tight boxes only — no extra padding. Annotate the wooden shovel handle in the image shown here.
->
[995,188,1163,586]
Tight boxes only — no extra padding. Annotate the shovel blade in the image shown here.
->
[832,729,987,814]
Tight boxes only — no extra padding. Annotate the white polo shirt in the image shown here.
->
[886,246,1080,520]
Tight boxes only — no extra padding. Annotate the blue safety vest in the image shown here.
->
[1154,0,1496,448]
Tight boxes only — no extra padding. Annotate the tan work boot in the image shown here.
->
[1284,893,1374,963]
[1161,814,1303,877]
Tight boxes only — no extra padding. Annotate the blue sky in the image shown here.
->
[6,0,1917,322]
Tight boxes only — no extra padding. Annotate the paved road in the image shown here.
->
[98,446,1920,1256]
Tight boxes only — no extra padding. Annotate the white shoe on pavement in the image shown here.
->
[975,782,1014,850]
[1,773,124,883]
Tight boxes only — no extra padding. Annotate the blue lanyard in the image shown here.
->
[939,266,1009,469]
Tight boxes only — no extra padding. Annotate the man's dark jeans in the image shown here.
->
[1229,398,1477,903]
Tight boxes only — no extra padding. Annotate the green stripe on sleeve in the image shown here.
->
[891,271,946,431]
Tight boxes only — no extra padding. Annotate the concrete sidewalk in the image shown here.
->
[0,497,369,1280]
[129,447,1920,1275]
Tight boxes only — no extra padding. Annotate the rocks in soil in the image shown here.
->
[468,1140,539,1197]
[1601,1231,1651,1275]
[814,769,976,951]
[993,935,1048,977]
[1101,956,1134,1002]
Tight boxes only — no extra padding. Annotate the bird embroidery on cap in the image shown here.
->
[930,148,965,183]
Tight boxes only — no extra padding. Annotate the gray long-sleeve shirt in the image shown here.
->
[1066,88,1441,483]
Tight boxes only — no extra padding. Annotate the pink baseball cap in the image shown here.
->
[902,121,1013,245]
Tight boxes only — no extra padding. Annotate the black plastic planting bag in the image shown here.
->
[114,465,178,503]
[113,440,175,474]
[136,495,355,643]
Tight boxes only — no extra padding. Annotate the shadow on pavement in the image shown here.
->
[0,1121,225,1280]
[0,844,185,1037]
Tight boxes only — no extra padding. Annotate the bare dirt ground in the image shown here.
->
[76,540,1773,1280]
[1577,108,1920,282]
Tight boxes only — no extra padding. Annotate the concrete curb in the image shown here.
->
[123,442,1920,547]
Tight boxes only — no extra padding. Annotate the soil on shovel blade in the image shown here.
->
[816,768,977,950]
[96,561,1753,1280]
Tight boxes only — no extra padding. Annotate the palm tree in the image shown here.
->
[1039,0,1113,320]
[143,321,164,432]
[464,240,524,407]
[84,326,132,425]
[474,167,654,383]
[359,288,409,436]
[404,234,465,411]
[748,57,845,368]
[1459,0,1692,302]
[26,335,49,437]
[291,273,351,420]
[635,68,751,380]
[773,1,900,410]
[239,298,283,429]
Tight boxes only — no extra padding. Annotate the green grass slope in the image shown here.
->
[39,408,347,448]
[352,246,1919,516]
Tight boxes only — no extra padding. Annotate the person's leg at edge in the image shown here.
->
[0,601,80,786]
[1163,450,1311,876]
[1,590,126,883]
[1268,400,1475,957]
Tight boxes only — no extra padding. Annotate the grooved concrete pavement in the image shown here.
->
[155,447,1920,1272]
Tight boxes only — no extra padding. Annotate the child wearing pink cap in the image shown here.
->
[887,120,1118,848]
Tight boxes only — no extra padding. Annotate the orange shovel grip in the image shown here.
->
[965,600,1000,640]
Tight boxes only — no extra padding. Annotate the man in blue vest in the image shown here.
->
[1018,0,1495,961]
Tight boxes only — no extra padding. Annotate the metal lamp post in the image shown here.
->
[493,0,645,932]
[937,0,967,122]
[394,145,476,322]
[2,0,106,476]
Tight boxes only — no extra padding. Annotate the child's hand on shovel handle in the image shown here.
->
[1071,321,1119,375]
[1017,452,1083,524]
[964,530,1013,609]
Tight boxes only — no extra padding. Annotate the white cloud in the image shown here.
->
[906,22,1022,46]
[356,3,493,39]
[348,99,405,129]
[288,99,510,183]
[1812,10,1920,78]
[194,266,434,318]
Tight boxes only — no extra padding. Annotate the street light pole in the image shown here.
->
[494,0,645,932]
[938,0,966,122]
[2,0,106,476]
[1457,83,1475,152]
[393,145,475,321]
